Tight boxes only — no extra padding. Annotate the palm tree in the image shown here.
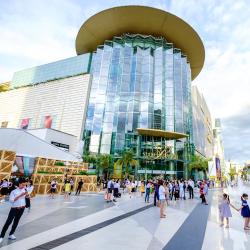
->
[228,166,237,182]
[188,155,208,180]
[114,150,138,178]
[83,153,97,165]
[97,154,112,179]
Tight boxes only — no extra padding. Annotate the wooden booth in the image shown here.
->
[32,157,97,194]
[0,150,16,181]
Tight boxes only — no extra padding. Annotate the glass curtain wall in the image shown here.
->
[83,34,192,156]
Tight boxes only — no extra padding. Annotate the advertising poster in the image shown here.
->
[20,118,30,129]
[44,115,53,128]
[215,157,221,179]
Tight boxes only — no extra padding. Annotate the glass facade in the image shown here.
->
[83,34,193,176]
[11,53,92,88]
[192,86,213,158]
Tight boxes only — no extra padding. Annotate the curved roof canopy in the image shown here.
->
[137,128,188,139]
[76,6,205,80]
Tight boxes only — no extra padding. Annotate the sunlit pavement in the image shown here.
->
[202,180,250,250]
[0,184,249,250]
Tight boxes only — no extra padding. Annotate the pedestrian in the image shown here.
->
[158,180,166,218]
[127,181,132,198]
[168,181,173,200]
[238,193,250,230]
[49,179,57,199]
[188,179,194,199]
[153,180,159,206]
[179,180,184,199]
[219,193,232,228]
[145,181,151,203]
[107,179,113,202]
[140,181,145,197]
[69,178,74,195]
[200,182,208,205]
[25,180,34,211]
[0,179,9,203]
[64,180,71,200]
[137,180,141,196]
[0,178,27,243]
[75,179,84,196]
[164,181,170,206]
[113,180,120,200]
[174,181,180,200]
[131,181,136,194]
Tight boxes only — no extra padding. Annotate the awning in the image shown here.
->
[136,128,188,139]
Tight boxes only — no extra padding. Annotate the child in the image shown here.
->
[219,193,232,228]
[140,181,145,197]
[238,193,250,230]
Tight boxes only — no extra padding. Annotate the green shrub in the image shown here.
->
[78,170,88,175]
[54,161,65,166]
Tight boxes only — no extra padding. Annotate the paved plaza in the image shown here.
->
[0,184,249,250]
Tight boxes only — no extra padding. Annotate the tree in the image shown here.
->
[114,150,138,178]
[228,166,237,182]
[97,154,112,179]
[83,153,97,164]
[188,155,208,179]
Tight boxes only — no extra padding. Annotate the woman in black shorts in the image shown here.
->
[0,179,9,202]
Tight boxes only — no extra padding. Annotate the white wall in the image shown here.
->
[27,129,47,140]
[0,74,91,139]
[0,128,80,161]
[27,128,78,154]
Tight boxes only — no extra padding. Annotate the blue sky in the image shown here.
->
[0,0,249,163]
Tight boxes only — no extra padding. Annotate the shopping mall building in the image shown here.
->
[0,6,213,178]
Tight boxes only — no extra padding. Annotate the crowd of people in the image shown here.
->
[0,178,34,204]
[0,176,249,244]
[103,177,250,229]
[103,178,208,208]
[48,178,84,200]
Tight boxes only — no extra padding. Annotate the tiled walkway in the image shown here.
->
[0,184,249,250]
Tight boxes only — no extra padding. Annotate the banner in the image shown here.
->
[20,118,30,129]
[215,157,221,179]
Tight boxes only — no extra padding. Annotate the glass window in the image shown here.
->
[101,133,112,145]
[83,34,192,155]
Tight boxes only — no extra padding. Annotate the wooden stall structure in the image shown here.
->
[32,157,97,194]
[0,150,16,181]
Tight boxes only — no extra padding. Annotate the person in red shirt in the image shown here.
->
[200,181,208,205]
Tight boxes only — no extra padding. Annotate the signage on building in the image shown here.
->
[142,145,173,160]
[51,141,69,152]
[137,169,176,174]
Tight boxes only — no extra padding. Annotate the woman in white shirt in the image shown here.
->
[158,180,166,218]
[179,180,184,199]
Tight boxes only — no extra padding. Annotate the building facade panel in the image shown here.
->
[0,74,91,139]
[192,86,213,158]
[11,54,91,88]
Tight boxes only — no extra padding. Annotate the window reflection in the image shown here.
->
[83,34,192,155]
